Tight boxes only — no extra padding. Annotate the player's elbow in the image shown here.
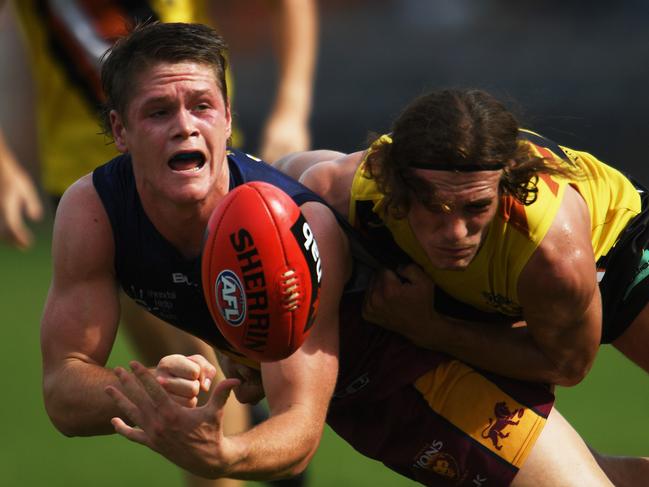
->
[281,459,310,480]
[550,328,599,387]
[42,371,94,437]
[284,444,317,478]
[280,424,322,479]
[552,354,594,387]
[553,366,588,387]
[43,380,78,437]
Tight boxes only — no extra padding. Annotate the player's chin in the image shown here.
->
[430,253,475,270]
[165,182,213,203]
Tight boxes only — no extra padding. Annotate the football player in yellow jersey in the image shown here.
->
[275,88,649,486]
[0,2,317,487]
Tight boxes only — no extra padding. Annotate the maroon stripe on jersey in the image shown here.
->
[500,194,530,237]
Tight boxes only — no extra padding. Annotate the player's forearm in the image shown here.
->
[43,359,124,436]
[0,130,18,172]
[433,316,573,385]
[219,323,338,480]
[269,0,317,121]
[222,404,322,480]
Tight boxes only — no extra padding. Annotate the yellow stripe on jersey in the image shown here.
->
[414,361,546,468]
[220,349,261,371]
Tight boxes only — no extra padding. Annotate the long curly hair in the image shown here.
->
[365,89,579,218]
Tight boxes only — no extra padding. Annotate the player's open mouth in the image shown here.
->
[168,151,206,172]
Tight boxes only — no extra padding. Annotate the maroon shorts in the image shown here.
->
[329,293,554,486]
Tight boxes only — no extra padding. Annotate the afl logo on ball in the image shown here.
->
[215,270,246,326]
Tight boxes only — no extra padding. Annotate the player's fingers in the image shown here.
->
[2,209,31,249]
[381,268,405,289]
[364,268,392,308]
[175,395,199,408]
[21,184,43,221]
[157,354,201,380]
[378,266,399,289]
[362,277,392,326]
[156,374,201,399]
[397,264,427,284]
[237,364,262,384]
[165,392,198,408]
[187,354,218,391]
[113,365,155,412]
[207,378,241,413]
[105,383,145,427]
[130,361,173,407]
[111,417,150,447]
[363,271,380,307]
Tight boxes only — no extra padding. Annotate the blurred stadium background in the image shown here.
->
[1,1,648,485]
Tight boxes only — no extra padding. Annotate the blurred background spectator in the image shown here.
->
[4,1,648,190]
[220,0,649,181]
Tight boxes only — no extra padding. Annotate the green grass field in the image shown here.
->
[1,219,647,486]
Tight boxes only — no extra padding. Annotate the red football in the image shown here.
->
[202,181,322,362]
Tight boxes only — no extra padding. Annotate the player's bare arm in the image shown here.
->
[424,186,600,385]
[259,0,317,162]
[296,150,364,216]
[106,201,351,480]
[364,185,601,386]
[40,175,123,435]
[42,177,219,435]
[515,185,601,386]
[246,201,349,476]
[273,149,346,184]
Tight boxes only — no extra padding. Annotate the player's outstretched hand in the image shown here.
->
[105,361,242,478]
[363,264,438,349]
[155,354,217,407]
[0,149,43,249]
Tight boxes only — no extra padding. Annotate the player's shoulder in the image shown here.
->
[523,187,595,296]
[56,174,105,219]
[54,174,114,260]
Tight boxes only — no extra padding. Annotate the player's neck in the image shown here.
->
[142,189,226,260]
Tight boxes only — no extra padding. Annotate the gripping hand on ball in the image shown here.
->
[217,352,265,405]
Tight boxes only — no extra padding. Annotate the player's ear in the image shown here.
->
[110,109,128,153]
[224,99,232,140]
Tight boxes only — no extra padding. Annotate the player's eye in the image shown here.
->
[466,202,492,214]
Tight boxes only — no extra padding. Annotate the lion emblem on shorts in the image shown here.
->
[481,401,525,450]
